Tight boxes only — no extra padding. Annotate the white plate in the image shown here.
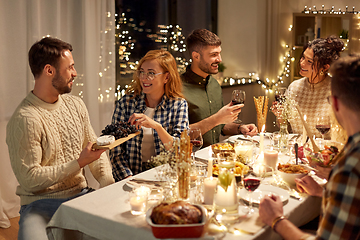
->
[239,184,289,205]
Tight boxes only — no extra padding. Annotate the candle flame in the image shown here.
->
[261,124,265,132]
[304,115,307,121]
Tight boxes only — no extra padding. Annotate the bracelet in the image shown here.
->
[271,215,286,232]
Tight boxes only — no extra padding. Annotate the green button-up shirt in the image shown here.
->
[181,66,224,147]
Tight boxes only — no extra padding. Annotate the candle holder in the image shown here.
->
[129,186,151,215]
[213,156,239,224]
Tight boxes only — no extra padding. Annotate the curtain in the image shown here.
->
[0,0,115,228]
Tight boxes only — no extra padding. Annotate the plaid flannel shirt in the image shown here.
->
[109,93,189,181]
[316,132,360,239]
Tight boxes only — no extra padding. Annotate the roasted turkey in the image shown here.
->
[150,201,202,224]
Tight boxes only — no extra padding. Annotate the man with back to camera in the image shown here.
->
[259,54,360,239]
[6,37,114,240]
[181,29,258,147]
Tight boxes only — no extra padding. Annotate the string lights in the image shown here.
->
[302,5,358,15]
[114,4,359,98]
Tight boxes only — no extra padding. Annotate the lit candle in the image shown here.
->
[207,158,213,177]
[214,180,238,210]
[129,186,150,215]
[204,177,217,205]
[264,148,278,169]
[259,125,265,153]
[130,196,147,212]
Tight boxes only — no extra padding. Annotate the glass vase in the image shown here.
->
[214,160,238,215]
[278,122,289,153]
[177,160,191,201]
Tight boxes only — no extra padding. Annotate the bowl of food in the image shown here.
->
[277,163,310,186]
[303,140,343,167]
[211,142,235,157]
[146,201,206,239]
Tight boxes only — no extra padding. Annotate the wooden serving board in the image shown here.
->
[92,131,140,150]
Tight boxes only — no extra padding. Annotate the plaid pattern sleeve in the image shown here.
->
[109,94,189,181]
[316,132,360,240]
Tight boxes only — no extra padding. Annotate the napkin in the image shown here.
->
[229,213,265,234]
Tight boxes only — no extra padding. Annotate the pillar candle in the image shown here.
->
[264,149,278,169]
[259,125,265,153]
[203,177,217,205]
[207,158,213,177]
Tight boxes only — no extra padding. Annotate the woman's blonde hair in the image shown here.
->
[126,50,184,99]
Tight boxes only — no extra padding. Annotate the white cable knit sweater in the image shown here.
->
[6,92,114,205]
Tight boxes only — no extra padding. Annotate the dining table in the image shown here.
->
[46,134,322,240]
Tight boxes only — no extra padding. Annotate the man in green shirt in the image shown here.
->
[181,29,258,147]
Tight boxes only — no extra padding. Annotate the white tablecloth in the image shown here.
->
[47,135,321,240]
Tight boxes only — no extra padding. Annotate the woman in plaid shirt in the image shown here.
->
[109,50,189,181]
[259,55,360,239]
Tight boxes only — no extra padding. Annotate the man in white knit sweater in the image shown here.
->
[6,37,114,240]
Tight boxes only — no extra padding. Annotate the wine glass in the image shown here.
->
[316,116,330,141]
[242,162,267,214]
[232,90,245,124]
[189,128,203,162]
[274,87,287,104]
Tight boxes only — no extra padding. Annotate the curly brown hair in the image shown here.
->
[298,35,344,82]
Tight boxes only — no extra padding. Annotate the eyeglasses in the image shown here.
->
[137,70,166,80]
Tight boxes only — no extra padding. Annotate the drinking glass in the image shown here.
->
[274,87,287,104]
[316,116,330,140]
[232,90,245,124]
[189,128,203,162]
[242,163,267,214]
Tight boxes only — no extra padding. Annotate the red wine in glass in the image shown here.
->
[316,125,330,135]
[190,139,203,152]
[232,99,244,105]
[243,178,261,192]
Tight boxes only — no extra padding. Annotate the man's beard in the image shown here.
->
[198,56,219,75]
[52,72,72,94]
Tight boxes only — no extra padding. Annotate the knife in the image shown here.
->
[237,137,260,145]
[129,178,166,187]
[295,143,299,165]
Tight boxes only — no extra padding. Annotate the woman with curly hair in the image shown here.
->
[109,50,189,181]
[276,36,346,142]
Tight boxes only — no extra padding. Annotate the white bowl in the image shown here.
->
[277,164,310,186]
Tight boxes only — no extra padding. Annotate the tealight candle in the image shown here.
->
[203,177,217,205]
[129,186,150,215]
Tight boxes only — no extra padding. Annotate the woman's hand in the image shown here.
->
[295,175,323,197]
[128,113,161,130]
[259,194,284,226]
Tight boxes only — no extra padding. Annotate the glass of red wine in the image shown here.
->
[316,116,330,141]
[242,162,267,214]
[232,90,245,124]
[275,87,287,104]
[189,128,203,162]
